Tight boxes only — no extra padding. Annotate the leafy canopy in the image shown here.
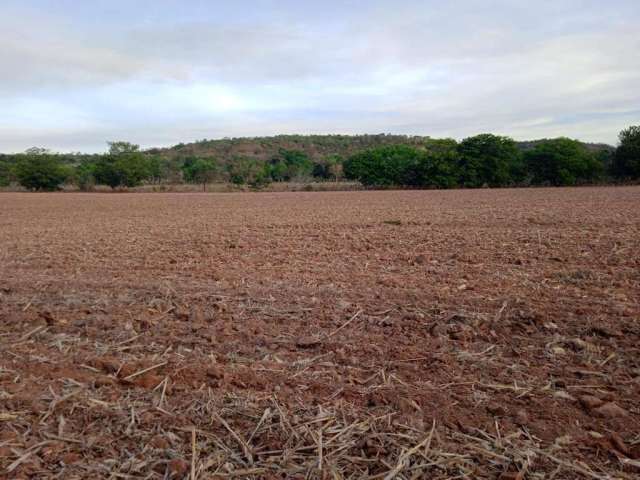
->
[613,125,640,179]
[457,134,523,187]
[93,141,153,188]
[524,137,602,186]
[13,149,70,191]
[344,144,464,188]
[182,157,218,189]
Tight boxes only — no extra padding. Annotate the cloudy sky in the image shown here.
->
[1,0,639,152]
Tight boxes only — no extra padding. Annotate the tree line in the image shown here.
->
[0,141,344,191]
[1,127,638,191]
[345,127,638,187]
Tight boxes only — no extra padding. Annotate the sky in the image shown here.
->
[1,0,639,153]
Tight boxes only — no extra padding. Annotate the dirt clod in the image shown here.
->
[593,402,628,418]
[167,458,189,478]
[579,395,604,410]
[295,336,322,348]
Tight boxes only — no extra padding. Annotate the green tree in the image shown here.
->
[423,138,458,155]
[180,156,199,181]
[182,157,218,191]
[344,145,423,186]
[93,142,153,188]
[312,161,330,179]
[325,154,343,181]
[226,156,271,188]
[524,137,603,186]
[13,149,70,191]
[612,125,640,179]
[413,138,460,188]
[162,157,184,183]
[107,141,138,155]
[74,159,97,191]
[269,159,288,181]
[311,154,343,180]
[278,149,313,180]
[146,155,165,184]
[0,155,14,186]
[457,134,522,187]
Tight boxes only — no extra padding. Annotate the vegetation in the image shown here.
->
[93,142,155,189]
[343,129,636,188]
[343,134,604,188]
[524,137,603,186]
[13,148,70,191]
[182,156,218,191]
[311,154,343,180]
[344,145,425,187]
[74,160,97,191]
[456,134,523,187]
[0,127,637,190]
[612,126,640,179]
[0,155,14,186]
[416,139,460,188]
[226,156,271,188]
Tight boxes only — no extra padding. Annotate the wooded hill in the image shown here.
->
[152,134,614,165]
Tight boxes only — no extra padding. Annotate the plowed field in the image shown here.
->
[1,187,639,479]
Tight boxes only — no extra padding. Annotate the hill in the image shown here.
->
[150,134,614,164]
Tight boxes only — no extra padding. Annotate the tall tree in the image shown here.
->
[94,141,153,188]
[183,157,218,191]
[344,145,423,186]
[612,125,640,179]
[524,138,603,186]
[457,134,522,187]
[13,149,70,191]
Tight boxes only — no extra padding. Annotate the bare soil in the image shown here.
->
[1,187,639,479]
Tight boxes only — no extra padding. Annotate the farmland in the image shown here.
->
[1,187,639,478]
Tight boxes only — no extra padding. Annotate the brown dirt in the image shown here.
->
[1,187,639,479]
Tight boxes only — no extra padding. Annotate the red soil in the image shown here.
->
[1,187,639,478]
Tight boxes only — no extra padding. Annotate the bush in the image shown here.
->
[13,149,70,191]
[524,138,603,185]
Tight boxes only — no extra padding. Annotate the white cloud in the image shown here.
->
[0,0,638,151]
